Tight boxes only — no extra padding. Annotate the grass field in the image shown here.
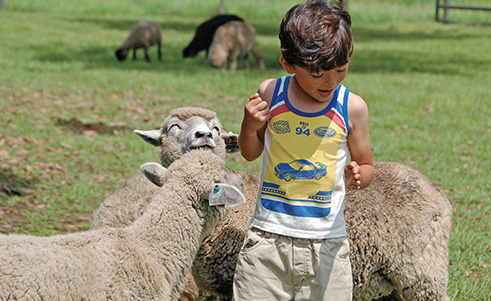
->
[0,0,490,299]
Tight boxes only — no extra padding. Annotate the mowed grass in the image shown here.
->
[0,0,490,299]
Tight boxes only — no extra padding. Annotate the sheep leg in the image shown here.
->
[382,255,450,301]
[157,42,162,61]
[132,48,137,60]
[396,276,451,301]
[144,47,151,62]
[240,52,249,69]
[229,50,240,71]
[250,41,265,70]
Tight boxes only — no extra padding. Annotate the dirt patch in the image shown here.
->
[0,168,35,233]
[0,168,31,198]
[56,118,131,135]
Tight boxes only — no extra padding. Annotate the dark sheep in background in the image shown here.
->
[182,14,243,58]
[115,19,162,62]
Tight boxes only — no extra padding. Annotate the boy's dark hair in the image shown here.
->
[279,0,353,73]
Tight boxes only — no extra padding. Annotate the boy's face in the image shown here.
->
[280,56,349,103]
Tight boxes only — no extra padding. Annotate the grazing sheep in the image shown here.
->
[115,19,162,62]
[183,14,243,58]
[93,107,452,300]
[0,150,246,300]
[207,21,265,71]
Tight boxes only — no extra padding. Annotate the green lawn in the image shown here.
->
[0,0,490,299]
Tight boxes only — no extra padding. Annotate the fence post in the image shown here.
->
[340,0,348,11]
[444,0,450,22]
[219,0,225,14]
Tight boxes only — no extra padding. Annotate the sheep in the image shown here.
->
[207,21,265,71]
[91,106,240,229]
[183,14,243,58]
[93,107,452,300]
[191,162,452,301]
[0,150,246,300]
[115,19,162,62]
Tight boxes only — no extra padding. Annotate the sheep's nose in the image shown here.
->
[195,131,213,139]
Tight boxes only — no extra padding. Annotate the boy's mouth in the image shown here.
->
[318,89,333,98]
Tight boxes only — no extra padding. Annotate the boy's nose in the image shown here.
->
[324,78,337,88]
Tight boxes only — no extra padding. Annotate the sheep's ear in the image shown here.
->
[208,183,246,209]
[140,162,167,187]
[223,168,245,193]
[134,129,162,147]
[220,132,240,154]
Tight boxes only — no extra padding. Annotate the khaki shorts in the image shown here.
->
[233,228,352,301]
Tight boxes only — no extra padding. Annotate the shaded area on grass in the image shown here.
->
[0,168,32,198]
[0,165,93,234]
[56,118,132,135]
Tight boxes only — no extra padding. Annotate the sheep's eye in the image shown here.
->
[168,124,181,132]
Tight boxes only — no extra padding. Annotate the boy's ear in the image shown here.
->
[280,56,295,74]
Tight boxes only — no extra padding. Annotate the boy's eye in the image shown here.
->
[337,68,346,73]
[311,74,323,79]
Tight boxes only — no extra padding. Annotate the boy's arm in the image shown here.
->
[238,79,276,161]
[346,93,374,190]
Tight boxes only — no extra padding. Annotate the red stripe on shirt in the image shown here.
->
[270,103,289,120]
[324,110,346,133]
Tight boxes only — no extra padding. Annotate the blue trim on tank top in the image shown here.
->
[278,76,341,118]
[270,77,284,108]
[343,86,351,135]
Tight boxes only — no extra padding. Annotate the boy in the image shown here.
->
[233,1,374,300]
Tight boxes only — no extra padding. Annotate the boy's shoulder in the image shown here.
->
[347,91,369,128]
[258,78,278,105]
[347,92,368,114]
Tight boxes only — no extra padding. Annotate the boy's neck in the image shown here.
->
[288,75,336,113]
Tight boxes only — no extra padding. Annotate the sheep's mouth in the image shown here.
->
[190,145,214,150]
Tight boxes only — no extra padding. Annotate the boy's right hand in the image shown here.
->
[243,93,270,133]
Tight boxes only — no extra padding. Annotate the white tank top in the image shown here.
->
[250,76,350,239]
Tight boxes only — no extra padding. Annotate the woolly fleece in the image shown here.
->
[0,150,236,300]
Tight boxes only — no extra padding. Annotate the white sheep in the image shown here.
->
[115,19,162,62]
[91,106,240,230]
[207,20,265,71]
[93,107,452,300]
[0,150,246,300]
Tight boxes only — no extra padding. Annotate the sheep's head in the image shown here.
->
[208,50,228,70]
[183,46,199,58]
[140,150,245,209]
[115,47,129,61]
[134,107,239,167]
[207,23,237,70]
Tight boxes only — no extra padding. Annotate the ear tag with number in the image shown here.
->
[209,185,227,206]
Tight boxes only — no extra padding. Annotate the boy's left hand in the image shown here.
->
[345,161,362,190]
